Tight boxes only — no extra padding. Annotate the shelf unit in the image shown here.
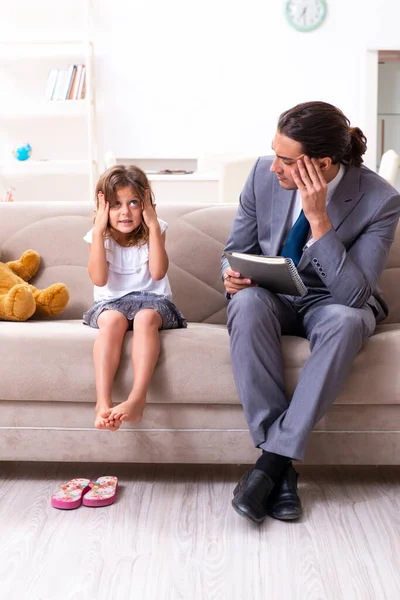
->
[0,41,88,59]
[0,0,98,202]
[1,159,91,177]
[3,100,88,119]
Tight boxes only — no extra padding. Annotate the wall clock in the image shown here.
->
[285,0,327,32]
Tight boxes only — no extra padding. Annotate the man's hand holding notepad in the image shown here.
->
[223,252,308,297]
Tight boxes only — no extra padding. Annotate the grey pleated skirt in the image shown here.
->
[83,291,187,330]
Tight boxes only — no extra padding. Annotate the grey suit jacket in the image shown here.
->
[222,156,400,321]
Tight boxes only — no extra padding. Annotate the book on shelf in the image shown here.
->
[71,64,83,99]
[44,68,58,101]
[45,65,86,101]
[51,69,68,101]
[159,169,194,174]
[223,251,308,297]
[65,64,77,99]
[145,169,195,175]
[68,65,80,99]
[76,65,86,100]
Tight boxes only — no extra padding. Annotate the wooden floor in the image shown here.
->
[1,463,400,600]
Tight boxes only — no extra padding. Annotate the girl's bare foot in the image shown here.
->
[95,404,111,429]
[104,417,122,431]
[95,403,122,431]
[108,395,146,424]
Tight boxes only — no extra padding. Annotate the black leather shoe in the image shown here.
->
[232,469,274,524]
[266,462,303,521]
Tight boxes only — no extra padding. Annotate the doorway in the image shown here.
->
[365,48,400,190]
[377,50,400,189]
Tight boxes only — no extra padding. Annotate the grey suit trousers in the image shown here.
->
[227,287,376,461]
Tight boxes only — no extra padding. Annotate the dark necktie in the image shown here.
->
[280,210,310,265]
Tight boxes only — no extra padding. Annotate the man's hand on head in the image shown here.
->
[292,156,332,241]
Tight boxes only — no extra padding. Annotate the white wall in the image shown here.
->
[94,0,400,166]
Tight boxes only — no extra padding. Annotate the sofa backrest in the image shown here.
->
[0,202,233,323]
[379,224,400,323]
[0,201,400,324]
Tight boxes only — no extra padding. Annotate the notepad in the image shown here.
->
[224,251,308,297]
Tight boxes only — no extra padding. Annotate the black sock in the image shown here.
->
[255,451,290,482]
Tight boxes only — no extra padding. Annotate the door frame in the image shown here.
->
[364,46,400,172]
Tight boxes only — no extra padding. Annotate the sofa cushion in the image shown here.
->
[1,321,237,404]
[2,320,400,406]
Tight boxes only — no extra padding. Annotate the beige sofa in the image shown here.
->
[1,201,400,464]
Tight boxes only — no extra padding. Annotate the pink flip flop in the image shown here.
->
[51,478,92,510]
[82,476,118,507]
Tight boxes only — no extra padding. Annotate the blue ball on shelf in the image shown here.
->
[13,144,32,161]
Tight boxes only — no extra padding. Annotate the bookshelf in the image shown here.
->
[0,41,88,59]
[2,100,88,120]
[1,159,91,177]
[0,0,98,202]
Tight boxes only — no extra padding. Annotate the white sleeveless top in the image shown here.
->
[83,218,172,302]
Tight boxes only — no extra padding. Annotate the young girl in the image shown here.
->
[83,165,186,431]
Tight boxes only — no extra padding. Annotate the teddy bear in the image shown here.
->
[0,249,69,321]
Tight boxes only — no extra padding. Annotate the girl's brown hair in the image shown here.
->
[95,165,155,247]
[277,101,367,168]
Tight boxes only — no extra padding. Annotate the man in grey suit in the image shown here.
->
[222,101,400,524]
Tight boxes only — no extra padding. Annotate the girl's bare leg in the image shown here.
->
[108,309,162,423]
[93,310,129,430]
